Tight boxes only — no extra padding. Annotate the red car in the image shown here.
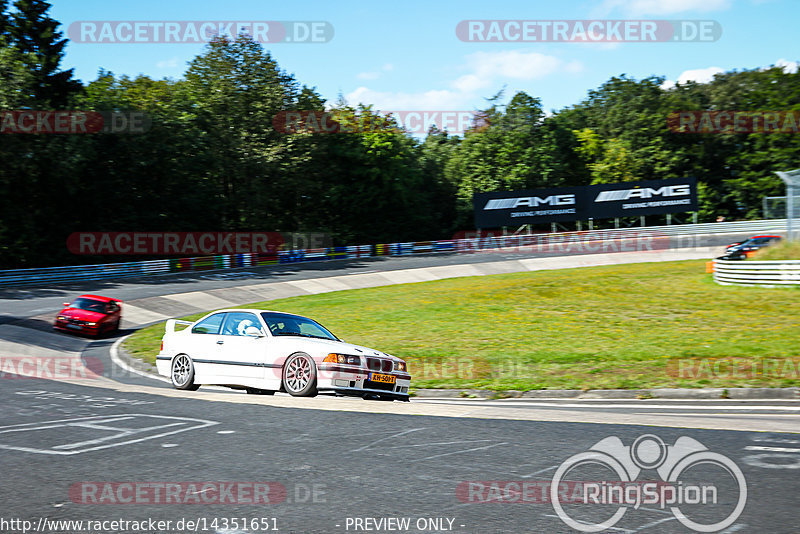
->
[54,294,122,337]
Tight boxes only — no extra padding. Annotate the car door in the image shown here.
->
[184,312,227,379]
[215,311,267,380]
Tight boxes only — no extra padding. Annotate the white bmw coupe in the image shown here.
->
[155,309,411,401]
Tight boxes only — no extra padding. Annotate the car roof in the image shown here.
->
[749,235,782,239]
[76,294,120,302]
[208,309,300,316]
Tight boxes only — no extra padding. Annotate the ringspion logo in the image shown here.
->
[551,434,747,532]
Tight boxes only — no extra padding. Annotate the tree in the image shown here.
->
[181,35,315,230]
[8,0,80,106]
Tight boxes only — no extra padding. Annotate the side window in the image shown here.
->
[299,322,324,336]
[192,313,225,335]
[221,312,261,336]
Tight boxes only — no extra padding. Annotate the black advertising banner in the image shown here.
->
[473,186,588,228]
[473,178,698,227]
[588,177,698,218]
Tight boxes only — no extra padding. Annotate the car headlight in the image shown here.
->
[324,353,361,365]
[57,315,67,321]
[394,360,407,372]
[86,322,97,326]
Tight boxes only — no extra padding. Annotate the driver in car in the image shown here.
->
[237,319,256,336]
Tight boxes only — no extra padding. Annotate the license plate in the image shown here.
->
[369,373,395,384]
[66,324,83,330]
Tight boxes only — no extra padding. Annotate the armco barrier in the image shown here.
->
[713,259,800,286]
[0,219,787,288]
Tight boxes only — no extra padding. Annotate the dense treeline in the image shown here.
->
[1,1,798,269]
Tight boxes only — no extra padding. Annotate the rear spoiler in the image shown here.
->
[165,319,193,333]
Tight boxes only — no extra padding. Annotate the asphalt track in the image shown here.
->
[1,233,799,533]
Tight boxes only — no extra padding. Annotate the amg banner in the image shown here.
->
[473,177,698,227]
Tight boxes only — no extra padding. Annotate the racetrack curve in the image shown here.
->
[1,234,799,533]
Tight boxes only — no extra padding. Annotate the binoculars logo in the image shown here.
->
[551,434,747,532]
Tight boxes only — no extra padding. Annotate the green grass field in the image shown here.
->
[123,260,800,391]
[752,240,800,260]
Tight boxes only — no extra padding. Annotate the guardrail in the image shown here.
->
[0,219,787,288]
[713,258,800,286]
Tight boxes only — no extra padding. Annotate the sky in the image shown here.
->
[48,0,798,119]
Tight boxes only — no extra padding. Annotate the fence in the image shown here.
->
[713,258,800,286]
[0,219,787,288]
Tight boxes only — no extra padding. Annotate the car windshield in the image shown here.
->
[69,298,107,313]
[260,312,338,341]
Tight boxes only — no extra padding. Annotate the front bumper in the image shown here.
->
[317,364,411,401]
[54,320,101,335]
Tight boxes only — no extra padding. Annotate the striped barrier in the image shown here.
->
[713,259,800,286]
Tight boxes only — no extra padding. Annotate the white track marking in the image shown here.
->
[411,442,507,462]
[418,400,800,411]
[110,335,170,383]
[380,439,493,449]
[0,414,218,455]
[520,464,560,478]
[744,446,800,453]
[354,428,426,452]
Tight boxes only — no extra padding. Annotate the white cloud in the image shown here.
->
[661,66,724,89]
[356,71,380,80]
[662,59,799,90]
[774,58,799,74]
[452,51,582,92]
[156,57,179,69]
[356,63,395,81]
[599,0,731,16]
[344,87,470,111]
[345,51,580,116]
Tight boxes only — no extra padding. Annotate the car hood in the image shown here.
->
[59,308,106,321]
[274,336,397,360]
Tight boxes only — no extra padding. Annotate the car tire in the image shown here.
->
[282,352,318,397]
[171,354,200,391]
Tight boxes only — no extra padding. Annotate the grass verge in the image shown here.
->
[124,260,800,390]
[752,240,800,260]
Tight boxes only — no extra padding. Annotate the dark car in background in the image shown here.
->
[720,235,782,260]
[54,294,122,337]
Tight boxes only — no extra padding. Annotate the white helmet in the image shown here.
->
[237,319,255,335]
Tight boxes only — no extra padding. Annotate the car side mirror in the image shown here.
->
[63,302,71,307]
[244,326,265,337]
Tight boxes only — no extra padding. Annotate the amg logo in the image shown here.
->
[484,195,576,210]
[595,185,691,202]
